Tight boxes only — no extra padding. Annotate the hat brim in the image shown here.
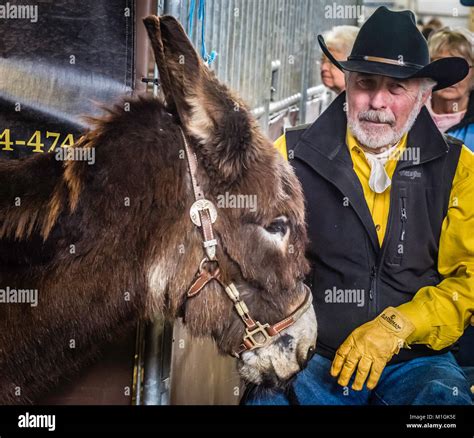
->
[318,35,469,91]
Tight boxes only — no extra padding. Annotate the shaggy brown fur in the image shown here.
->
[0,15,311,404]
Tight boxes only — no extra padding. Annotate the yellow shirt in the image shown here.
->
[346,130,407,246]
[275,131,474,350]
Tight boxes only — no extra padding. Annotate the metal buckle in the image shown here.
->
[243,322,272,350]
[198,257,219,275]
[190,199,217,227]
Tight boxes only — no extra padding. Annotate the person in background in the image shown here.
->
[421,17,443,41]
[320,25,359,94]
[427,28,474,151]
[421,26,435,40]
[416,17,424,32]
[426,17,443,31]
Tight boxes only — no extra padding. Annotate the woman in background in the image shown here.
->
[427,28,474,151]
[320,25,359,94]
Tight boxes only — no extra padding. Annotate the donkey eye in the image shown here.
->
[265,217,289,235]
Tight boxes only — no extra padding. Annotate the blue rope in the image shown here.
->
[188,0,216,66]
[187,0,196,36]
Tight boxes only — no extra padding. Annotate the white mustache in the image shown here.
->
[358,110,395,126]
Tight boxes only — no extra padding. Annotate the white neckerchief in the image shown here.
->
[363,143,398,194]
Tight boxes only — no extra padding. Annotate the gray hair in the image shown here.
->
[323,25,359,58]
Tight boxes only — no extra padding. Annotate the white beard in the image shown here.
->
[347,92,424,150]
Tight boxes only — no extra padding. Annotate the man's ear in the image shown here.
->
[421,88,432,106]
[420,79,436,106]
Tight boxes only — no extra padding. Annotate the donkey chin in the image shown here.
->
[237,300,317,389]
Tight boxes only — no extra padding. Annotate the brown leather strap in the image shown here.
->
[179,128,203,201]
[187,267,220,297]
[267,318,295,336]
[180,127,217,260]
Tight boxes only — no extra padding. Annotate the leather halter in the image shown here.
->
[179,127,313,358]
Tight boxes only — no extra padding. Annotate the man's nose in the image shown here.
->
[370,88,391,110]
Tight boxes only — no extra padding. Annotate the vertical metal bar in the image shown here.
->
[210,0,220,73]
[283,0,290,100]
[247,0,258,108]
[222,0,231,84]
[143,319,164,405]
[163,0,181,17]
[230,0,238,89]
[235,0,245,94]
[132,321,146,405]
[257,0,266,121]
[276,0,284,102]
[291,0,298,96]
[142,318,173,405]
[298,0,312,124]
[214,0,222,78]
[261,0,271,133]
[217,0,226,81]
[240,0,251,100]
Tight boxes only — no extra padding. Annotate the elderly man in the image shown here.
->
[249,7,474,405]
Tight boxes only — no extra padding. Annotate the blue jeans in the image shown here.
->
[247,353,473,405]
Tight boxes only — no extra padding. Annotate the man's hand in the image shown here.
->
[330,307,415,391]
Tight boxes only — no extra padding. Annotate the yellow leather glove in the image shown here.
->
[330,307,415,391]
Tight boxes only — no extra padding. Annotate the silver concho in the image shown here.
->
[189,199,218,227]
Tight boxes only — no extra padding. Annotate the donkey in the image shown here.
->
[0,15,317,404]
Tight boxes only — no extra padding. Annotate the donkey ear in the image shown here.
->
[143,15,205,125]
[143,15,257,185]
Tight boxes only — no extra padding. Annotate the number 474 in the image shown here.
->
[0,129,74,152]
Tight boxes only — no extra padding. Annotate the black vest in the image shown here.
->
[288,92,462,363]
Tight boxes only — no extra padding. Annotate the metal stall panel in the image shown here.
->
[169,321,241,405]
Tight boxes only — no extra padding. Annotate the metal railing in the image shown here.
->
[158,0,358,130]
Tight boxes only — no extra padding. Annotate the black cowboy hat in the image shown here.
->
[318,6,469,91]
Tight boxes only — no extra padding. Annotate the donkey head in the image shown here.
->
[143,16,316,388]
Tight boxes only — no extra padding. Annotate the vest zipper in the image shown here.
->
[400,197,407,238]
[399,194,407,261]
[369,265,377,314]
